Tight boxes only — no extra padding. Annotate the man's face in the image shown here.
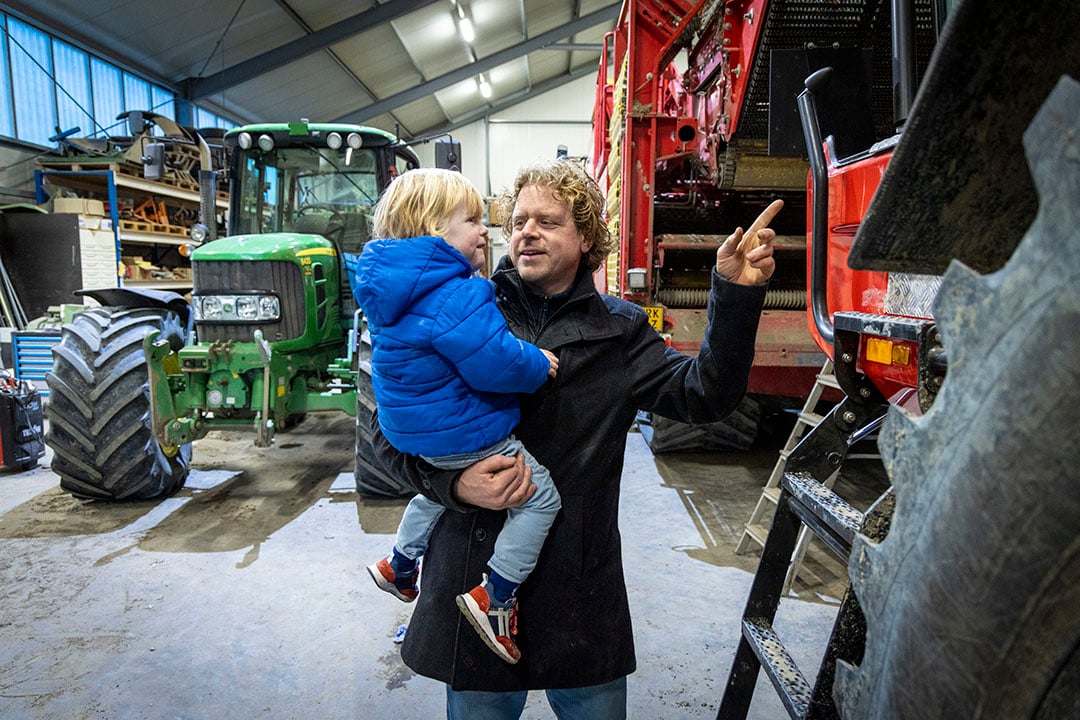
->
[509,185,592,296]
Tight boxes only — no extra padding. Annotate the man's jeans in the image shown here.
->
[445,676,628,720]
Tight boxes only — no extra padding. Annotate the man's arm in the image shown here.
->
[370,409,535,511]
[626,275,766,424]
[623,200,781,421]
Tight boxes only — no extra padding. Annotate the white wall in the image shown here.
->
[411,73,598,199]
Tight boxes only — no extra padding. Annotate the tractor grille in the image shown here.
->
[192,260,306,343]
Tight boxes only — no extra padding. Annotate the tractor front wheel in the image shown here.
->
[45,306,192,501]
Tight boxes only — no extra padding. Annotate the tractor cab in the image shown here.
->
[223,122,418,254]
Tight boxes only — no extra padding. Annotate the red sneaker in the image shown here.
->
[455,579,521,664]
[366,557,418,603]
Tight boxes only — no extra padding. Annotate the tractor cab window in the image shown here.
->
[234,157,279,235]
[233,145,381,252]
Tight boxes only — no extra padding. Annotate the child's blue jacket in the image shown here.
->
[351,235,550,457]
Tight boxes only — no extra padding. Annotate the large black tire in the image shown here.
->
[834,78,1080,719]
[354,395,410,499]
[353,327,410,498]
[638,394,761,453]
[45,306,192,501]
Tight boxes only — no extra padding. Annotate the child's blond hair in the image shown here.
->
[373,168,485,240]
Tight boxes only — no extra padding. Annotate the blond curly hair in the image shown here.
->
[496,160,614,273]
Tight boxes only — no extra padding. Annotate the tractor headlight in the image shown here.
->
[189,223,209,244]
[194,293,281,323]
[199,296,222,320]
[259,295,280,318]
[235,296,258,319]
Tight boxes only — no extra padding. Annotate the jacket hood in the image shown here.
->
[354,236,472,325]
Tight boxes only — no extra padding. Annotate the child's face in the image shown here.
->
[443,203,488,271]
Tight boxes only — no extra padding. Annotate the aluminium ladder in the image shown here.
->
[736,360,839,593]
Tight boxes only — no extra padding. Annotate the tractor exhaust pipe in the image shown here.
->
[197,133,218,241]
[798,67,834,347]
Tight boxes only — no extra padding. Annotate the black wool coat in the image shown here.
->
[372,263,766,691]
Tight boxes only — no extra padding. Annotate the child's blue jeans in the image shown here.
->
[395,435,561,585]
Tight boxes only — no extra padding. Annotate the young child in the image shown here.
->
[352,168,560,665]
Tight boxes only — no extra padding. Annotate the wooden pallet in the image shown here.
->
[120,219,190,237]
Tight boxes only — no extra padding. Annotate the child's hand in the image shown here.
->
[542,349,559,378]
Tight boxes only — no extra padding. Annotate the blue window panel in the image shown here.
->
[53,40,96,138]
[193,106,213,129]
[9,18,56,147]
[123,72,152,115]
[90,57,124,137]
[196,107,230,130]
[0,17,14,138]
[151,85,175,121]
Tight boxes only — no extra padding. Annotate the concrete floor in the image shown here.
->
[0,411,887,719]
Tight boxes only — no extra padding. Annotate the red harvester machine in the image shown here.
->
[592,0,855,452]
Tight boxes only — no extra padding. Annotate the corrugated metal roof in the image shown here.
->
[11,0,620,140]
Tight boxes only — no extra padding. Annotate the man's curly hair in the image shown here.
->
[497,160,615,273]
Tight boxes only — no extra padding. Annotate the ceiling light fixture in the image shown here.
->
[459,16,475,43]
[479,75,492,99]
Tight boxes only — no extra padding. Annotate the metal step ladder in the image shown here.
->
[735,361,838,584]
[736,359,882,594]
[718,382,892,719]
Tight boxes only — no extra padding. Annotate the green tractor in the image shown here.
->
[44,121,420,500]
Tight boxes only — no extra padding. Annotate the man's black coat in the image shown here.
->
[373,263,766,691]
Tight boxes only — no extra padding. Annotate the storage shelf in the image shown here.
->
[35,165,218,295]
[36,162,227,209]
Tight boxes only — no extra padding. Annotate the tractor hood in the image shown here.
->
[191,233,336,263]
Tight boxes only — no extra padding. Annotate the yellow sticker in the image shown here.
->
[644,306,664,332]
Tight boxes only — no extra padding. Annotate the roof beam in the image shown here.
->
[186,0,441,100]
[546,42,603,52]
[334,2,620,124]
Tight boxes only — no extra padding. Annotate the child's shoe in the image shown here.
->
[455,580,520,664]
[367,557,419,602]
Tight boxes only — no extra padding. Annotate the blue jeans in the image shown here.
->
[396,436,561,584]
[445,676,628,720]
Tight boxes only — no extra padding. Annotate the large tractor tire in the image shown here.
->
[353,325,410,498]
[354,393,410,499]
[834,78,1080,719]
[45,306,192,501]
[638,394,761,453]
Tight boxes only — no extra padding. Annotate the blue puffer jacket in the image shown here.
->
[352,235,551,457]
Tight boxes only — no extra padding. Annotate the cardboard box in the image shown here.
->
[54,197,105,217]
